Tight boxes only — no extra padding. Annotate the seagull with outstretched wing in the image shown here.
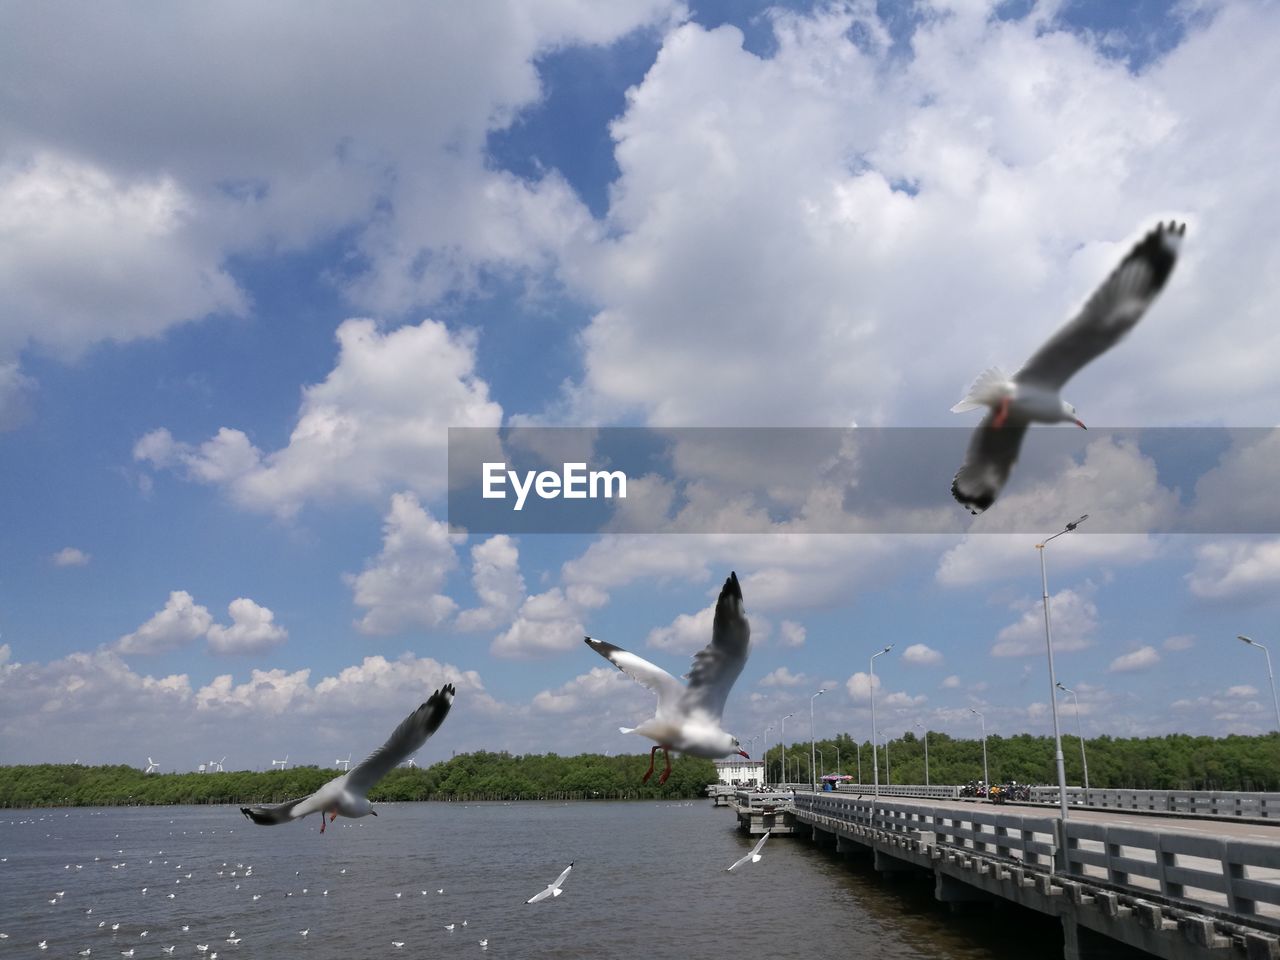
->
[951,221,1185,514]
[525,862,573,904]
[585,571,751,785]
[727,831,770,872]
[240,684,455,832]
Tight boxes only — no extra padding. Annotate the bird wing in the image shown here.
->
[1015,222,1184,392]
[951,414,1031,515]
[680,572,750,719]
[584,637,682,709]
[239,793,324,826]
[526,886,553,904]
[345,684,456,796]
[550,862,573,891]
[749,831,770,858]
[727,831,770,871]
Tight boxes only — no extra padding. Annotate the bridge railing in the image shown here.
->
[1029,787,1280,819]
[792,791,1280,922]
[832,782,962,799]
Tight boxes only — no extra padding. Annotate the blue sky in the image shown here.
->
[3,0,1280,772]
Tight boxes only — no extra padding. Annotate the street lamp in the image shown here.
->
[870,644,893,797]
[778,714,793,787]
[1056,682,1090,806]
[971,708,989,796]
[762,724,774,788]
[810,688,826,792]
[834,742,841,778]
[1237,636,1280,732]
[915,720,930,787]
[856,740,862,785]
[1038,514,1087,820]
[884,735,891,786]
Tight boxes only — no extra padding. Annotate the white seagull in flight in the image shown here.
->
[950,221,1185,514]
[727,832,770,872]
[585,571,751,785]
[525,862,573,904]
[240,685,455,832]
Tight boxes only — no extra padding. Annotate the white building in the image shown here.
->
[713,758,764,787]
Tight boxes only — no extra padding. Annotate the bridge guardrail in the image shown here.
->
[792,791,1280,922]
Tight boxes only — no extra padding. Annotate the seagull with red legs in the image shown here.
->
[239,684,454,832]
[585,571,752,786]
[951,221,1186,514]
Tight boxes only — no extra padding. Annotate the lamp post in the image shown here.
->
[856,740,862,785]
[762,724,774,788]
[1237,636,1280,732]
[916,720,930,787]
[835,743,841,777]
[745,736,761,788]
[971,708,989,797]
[1056,682,1090,806]
[810,688,826,792]
[884,736,891,786]
[779,714,793,787]
[1038,514,1087,820]
[870,644,893,797]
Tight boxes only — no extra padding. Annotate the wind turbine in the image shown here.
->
[404,754,418,769]
[335,753,351,771]
[214,757,226,772]
[272,754,289,771]
[145,758,159,774]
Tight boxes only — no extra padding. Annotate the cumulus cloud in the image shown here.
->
[845,671,882,702]
[1108,645,1160,673]
[902,643,943,666]
[647,603,715,653]
[1185,538,1280,602]
[205,598,288,655]
[777,620,806,647]
[346,492,463,635]
[941,675,961,689]
[117,590,214,654]
[759,666,807,688]
[491,588,586,659]
[456,535,526,632]
[1226,685,1259,698]
[52,546,90,567]
[136,319,502,516]
[991,587,1097,657]
[532,666,638,714]
[1163,634,1195,651]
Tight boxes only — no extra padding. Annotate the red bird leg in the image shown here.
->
[657,747,673,786]
[320,811,326,834]
[641,745,659,783]
[992,396,1010,429]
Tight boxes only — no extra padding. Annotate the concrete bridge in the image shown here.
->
[783,790,1280,960]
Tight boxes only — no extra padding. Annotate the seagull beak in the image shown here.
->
[737,750,751,759]
[1074,419,1087,430]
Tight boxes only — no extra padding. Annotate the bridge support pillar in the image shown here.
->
[934,871,993,909]
[873,849,916,877]
[1061,919,1146,960]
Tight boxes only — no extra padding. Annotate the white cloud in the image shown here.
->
[346,493,463,635]
[991,587,1097,657]
[1226,685,1259,698]
[491,588,585,659]
[0,359,34,431]
[52,546,90,567]
[1163,634,1195,651]
[647,603,714,653]
[206,598,288,655]
[116,590,214,655]
[1108,645,1160,673]
[941,675,961,689]
[136,318,502,516]
[845,671,882,702]
[532,666,639,714]
[759,666,807,688]
[456,535,525,632]
[937,531,1159,588]
[777,620,806,647]
[901,643,943,666]
[1186,538,1280,602]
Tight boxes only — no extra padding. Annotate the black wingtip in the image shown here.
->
[1131,220,1185,291]
[951,477,991,515]
[724,571,742,600]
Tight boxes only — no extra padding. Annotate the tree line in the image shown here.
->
[0,751,715,809]
[1,730,1276,809]
[762,730,1280,791]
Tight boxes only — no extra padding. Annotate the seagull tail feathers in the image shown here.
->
[951,366,1011,413]
[618,726,636,734]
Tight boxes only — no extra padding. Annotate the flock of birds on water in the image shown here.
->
[5,221,1186,955]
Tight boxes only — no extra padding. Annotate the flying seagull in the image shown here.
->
[727,832,770,872]
[525,862,573,904]
[950,221,1186,514]
[239,684,455,832]
[585,571,751,785]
